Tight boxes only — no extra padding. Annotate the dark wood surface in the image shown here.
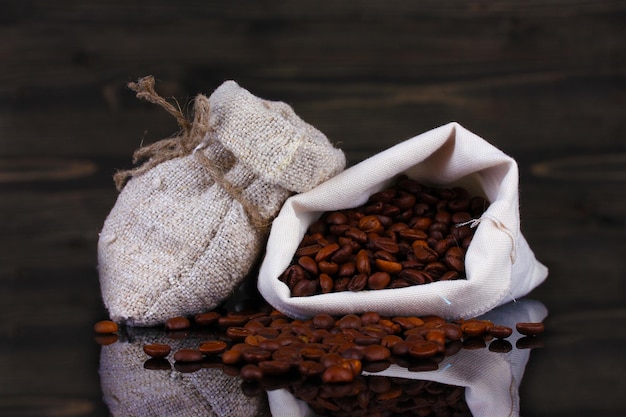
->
[1,2,625,416]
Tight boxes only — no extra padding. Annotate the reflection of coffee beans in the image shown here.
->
[288,374,473,417]
[279,176,490,297]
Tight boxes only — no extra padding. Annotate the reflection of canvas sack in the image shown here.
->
[259,122,548,320]
[99,329,269,417]
[98,77,345,326]
[267,298,548,417]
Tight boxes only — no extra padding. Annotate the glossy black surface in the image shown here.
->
[1,2,625,416]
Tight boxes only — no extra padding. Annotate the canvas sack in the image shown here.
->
[98,77,345,326]
[258,122,548,320]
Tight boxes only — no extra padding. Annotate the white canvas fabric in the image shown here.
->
[258,122,548,320]
[267,298,548,417]
[98,80,345,326]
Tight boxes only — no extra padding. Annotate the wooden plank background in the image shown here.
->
[1,1,625,416]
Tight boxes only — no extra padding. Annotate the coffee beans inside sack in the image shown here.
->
[279,176,489,297]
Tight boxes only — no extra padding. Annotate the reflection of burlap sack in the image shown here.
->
[98,77,345,326]
[259,122,548,320]
[99,329,269,417]
[267,298,548,417]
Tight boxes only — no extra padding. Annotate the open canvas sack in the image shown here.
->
[98,77,345,326]
[258,122,548,320]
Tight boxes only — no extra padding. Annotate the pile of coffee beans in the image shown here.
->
[94,306,545,377]
[279,176,490,297]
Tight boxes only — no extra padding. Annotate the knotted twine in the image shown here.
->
[113,75,269,232]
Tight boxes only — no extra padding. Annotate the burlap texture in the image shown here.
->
[98,79,345,326]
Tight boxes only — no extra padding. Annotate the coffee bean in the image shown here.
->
[292,279,318,297]
[368,272,391,290]
[487,325,513,339]
[516,322,545,336]
[194,311,220,326]
[322,365,354,383]
[198,340,228,355]
[143,343,171,358]
[444,246,465,272]
[93,320,118,334]
[240,364,264,381]
[165,316,191,331]
[347,273,367,291]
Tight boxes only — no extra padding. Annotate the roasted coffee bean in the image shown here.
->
[298,256,318,276]
[487,325,513,339]
[221,349,242,365]
[358,215,384,233]
[240,364,264,381]
[198,340,228,355]
[226,326,253,341]
[315,243,340,263]
[516,322,545,336]
[408,341,440,358]
[444,247,465,272]
[143,343,172,358]
[292,278,318,297]
[348,273,368,291]
[326,211,348,225]
[218,315,248,328]
[319,273,334,293]
[356,249,371,275]
[370,237,400,254]
[165,316,191,331]
[336,314,362,330]
[173,349,203,363]
[258,360,292,375]
[399,269,430,285]
[242,348,273,363]
[322,365,354,383]
[362,344,391,362]
[194,311,220,326]
[374,259,402,274]
[368,272,391,290]
[93,320,118,334]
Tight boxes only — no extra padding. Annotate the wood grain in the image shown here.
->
[1,1,625,416]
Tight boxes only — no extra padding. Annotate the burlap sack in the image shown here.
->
[99,328,270,417]
[267,298,548,417]
[258,122,548,320]
[98,77,345,326]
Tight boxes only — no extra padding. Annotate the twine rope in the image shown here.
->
[113,76,270,232]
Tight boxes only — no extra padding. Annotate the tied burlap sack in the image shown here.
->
[99,328,270,417]
[98,77,345,326]
[258,122,548,320]
[266,298,548,417]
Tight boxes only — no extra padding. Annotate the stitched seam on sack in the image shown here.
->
[142,203,221,320]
